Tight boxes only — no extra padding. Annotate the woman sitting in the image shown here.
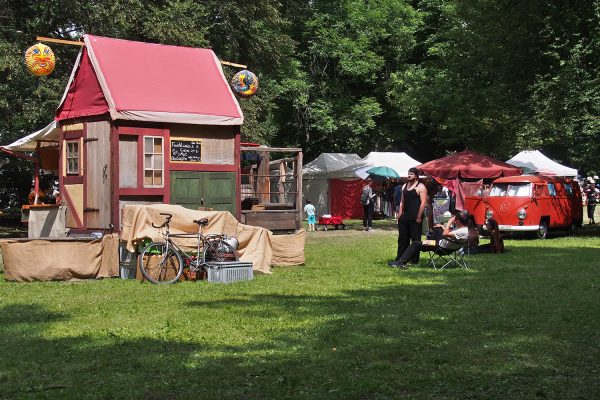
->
[389,211,475,269]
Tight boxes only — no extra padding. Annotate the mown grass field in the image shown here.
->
[0,220,599,399]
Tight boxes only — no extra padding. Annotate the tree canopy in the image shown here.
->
[0,0,598,206]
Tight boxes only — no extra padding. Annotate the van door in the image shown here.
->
[546,182,563,227]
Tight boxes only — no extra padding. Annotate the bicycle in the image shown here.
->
[139,213,238,284]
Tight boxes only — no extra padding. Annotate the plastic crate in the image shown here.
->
[205,261,253,283]
[119,242,138,280]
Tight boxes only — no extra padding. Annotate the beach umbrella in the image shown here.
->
[366,166,400,179]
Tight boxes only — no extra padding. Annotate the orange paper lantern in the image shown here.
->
[25,43,56,76]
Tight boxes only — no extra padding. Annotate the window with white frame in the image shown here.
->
[66,141,80,175]
[144,136,163,187]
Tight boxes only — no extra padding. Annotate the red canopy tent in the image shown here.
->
[419,150,522,211]
[418,150,522,179]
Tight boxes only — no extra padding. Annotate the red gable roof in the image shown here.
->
[56,35,243,125]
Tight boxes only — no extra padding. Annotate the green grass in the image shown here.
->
[1,222,599,399]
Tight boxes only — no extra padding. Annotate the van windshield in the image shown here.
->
[489,183,531,197]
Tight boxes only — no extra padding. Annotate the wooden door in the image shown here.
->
[170,171,235,214]
[85,121,112,229]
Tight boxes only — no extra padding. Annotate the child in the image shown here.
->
[478,217,504,253]
[304,199,316,232]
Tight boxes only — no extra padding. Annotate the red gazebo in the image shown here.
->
[418,150,522,179]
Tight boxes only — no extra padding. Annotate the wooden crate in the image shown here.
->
[242,210,299,232]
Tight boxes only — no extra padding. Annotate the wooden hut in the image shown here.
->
[53,35,243,231]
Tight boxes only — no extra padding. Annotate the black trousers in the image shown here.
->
[398,228,443,263]
[363,203,374,228]
[587,204,596,220]
[396,218,423,263]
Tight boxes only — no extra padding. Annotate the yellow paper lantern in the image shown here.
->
[25,43,56,76]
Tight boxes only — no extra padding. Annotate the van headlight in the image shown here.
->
[517,209,527,220]
[485,210,493,219]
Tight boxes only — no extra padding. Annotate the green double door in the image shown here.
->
[170,171,236,215]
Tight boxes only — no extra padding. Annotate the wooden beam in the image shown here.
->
[241,146,302,153]
[220,60,247,69]
[36,36,85,46]
[36,36,248,70]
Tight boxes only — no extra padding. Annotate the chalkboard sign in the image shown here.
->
[170,138,202,163]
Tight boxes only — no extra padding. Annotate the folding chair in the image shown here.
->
[424,239,470,270]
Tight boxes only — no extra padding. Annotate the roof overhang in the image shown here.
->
[1,121,60,152]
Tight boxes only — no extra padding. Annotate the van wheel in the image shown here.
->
[536,221,548,239]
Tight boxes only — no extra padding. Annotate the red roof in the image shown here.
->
[419,150,522,179]
[493,175,571,184]
[57,35,243,125]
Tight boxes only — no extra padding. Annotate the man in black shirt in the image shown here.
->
[389,167,427,266]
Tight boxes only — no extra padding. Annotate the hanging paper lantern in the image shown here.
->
[24,43,56,76]
[231,70,259,97]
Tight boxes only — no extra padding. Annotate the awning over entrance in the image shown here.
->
[1,121,60,152]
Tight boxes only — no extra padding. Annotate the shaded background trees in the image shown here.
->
[1,0,598,207]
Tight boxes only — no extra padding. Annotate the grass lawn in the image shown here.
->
[0,221,599,399]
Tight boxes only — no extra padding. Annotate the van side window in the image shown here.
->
[534,184,547,197]
[564,183,574,197]
[547,183,557,197]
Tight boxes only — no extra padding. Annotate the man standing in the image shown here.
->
[360,178,376,231]
[389,167,427,266]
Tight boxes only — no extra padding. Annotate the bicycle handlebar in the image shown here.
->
[152,213,173,228]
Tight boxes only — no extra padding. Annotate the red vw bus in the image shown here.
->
[465,176,583,239]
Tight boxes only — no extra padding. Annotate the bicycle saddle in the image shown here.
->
[193,218,209,226]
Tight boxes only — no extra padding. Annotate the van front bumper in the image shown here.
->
[497,224,539,232]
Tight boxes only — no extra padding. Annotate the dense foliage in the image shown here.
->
[0,0,598,206]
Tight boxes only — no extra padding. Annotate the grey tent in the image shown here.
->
[302,153,361,215]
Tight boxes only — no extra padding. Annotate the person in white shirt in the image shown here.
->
[389,211,471,269]
[304,199,316,231]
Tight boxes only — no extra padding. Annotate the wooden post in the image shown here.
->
[278,161,286,204]
[258,152,270,204]
[249,165,256,197]
[296,151,303,228]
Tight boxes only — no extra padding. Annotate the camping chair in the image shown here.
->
[424,238,470,270]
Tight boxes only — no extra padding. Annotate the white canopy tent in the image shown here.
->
[506,150,577,177]
[302,153,361,215]
[2,121,60,152]
[329,151,422,179]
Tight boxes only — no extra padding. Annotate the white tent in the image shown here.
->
[506,150,577,177]
[302,153,361,214]
[329,151,422,179]
[2,121,60,152]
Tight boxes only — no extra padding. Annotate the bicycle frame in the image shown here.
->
[140,213,239,284]
[159,224,206,271]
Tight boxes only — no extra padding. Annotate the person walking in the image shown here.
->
[389,167,427,266]
[304,199,317,231]
[585,178,598,224]
[360,178,376,231]
[393,180,403,218]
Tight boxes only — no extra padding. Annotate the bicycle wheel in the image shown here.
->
[202,239,238,264]
[140,242,184,284]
